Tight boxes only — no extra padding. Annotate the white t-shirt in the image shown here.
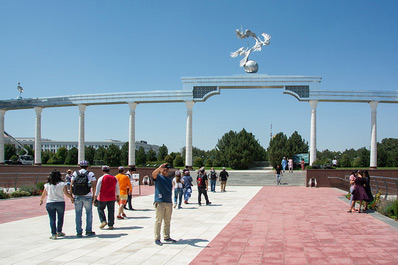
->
[173,178,184,189]
[72,169,96,196]
[45,182,67,203]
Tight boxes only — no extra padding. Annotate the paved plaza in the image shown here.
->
[1,170,398,264]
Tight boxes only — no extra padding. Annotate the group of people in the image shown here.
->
[347,169,374,213]
[40,161,230,246]
[40,160,137,239]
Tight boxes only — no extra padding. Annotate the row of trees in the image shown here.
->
[5,131,398,169]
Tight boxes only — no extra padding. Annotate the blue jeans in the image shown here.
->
[350,186,354,205]
[210,179,216,192]
[97,200,115,227]
[183,187,192,202]
[74,196,93,234]
[46,202,65,235]
[174,188,183,207]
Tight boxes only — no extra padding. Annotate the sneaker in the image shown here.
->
[108,226,114,230]
[76,233,83,238]
[174,204,177,208]
[117,216,124,219]
[99,221,107,229]
[49,234,57,240]
[155,240,163,246]
[86,231,96,236]
[164,238,177,243]
[184,200,188,204]
[56,232,65,237]
[122,213,127,217]
[206,202,212,205]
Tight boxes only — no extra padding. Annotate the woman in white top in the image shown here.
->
[172,170,184,209]
[40,170,74,239]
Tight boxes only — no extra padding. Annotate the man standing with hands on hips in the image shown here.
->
[152,163,177,246]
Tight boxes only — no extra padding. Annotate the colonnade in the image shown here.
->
[0,99,380,168]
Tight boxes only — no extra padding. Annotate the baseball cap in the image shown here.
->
[102,165,110,171]
[79,160,89,167]
[118,166,125,171]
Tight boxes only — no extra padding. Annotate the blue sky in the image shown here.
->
[1,0,398,153]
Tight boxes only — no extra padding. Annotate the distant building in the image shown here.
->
[4,136,160,154]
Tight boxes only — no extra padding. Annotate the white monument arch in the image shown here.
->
[0,74,395,168]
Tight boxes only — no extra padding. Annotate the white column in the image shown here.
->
[34,107,43,165]
[369,101,378,168]
[185,101,194,168]
[0,110,6,164]
[128,102,137,166]
[309,100,318,166]
[78,104,87,162]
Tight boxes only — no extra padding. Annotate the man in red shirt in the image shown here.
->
[94,165,120,229]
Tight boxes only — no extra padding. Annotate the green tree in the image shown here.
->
[120,142,129,166]
[4,144,16,160]
[193,157,204,168]
[136,147,147,165]
[94,146,106,162]
[164,155,174,165]
[173,155,184,167]
[157,144,168,161]
[205,158,213,167]
[64,147,78,165]
[378,138,398,167]
[216,129,266,169]
[267,132,288,168]
[85,146,96,165]
[104,144,121,167]
[286,131,308,158]
[340,153,352,167]
[56,147,68,164]
[147,148,157,162]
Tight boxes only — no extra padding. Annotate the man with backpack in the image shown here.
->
[209,167,218,192]
[197,167,211,206]
[71,160,96,237]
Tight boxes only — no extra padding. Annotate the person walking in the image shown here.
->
[288,158,293,173]
[152,163,177,246]
[40,169,74,239]
[182,168,193,204]
[219,167,229,192]
[197,167,211,206]
[125,166,136,210]
[363,170,374,211]
[172,170,183,209]
[95,165,120,230]
[209,167,218,192]
[115,166,132,219]
[275,164,283,185]
[65,169,73,192]
[281,157,287,172]
[71,160,96,237]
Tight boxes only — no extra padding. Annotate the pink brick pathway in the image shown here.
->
[191,187,398,265]
[0,185,154,224]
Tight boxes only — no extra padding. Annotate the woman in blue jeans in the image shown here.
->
[40,170,74,239]
[173,170,184,209]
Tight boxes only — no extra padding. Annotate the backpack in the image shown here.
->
[210,171,217,180]
[197,175,205,187]
[72,171,91,195]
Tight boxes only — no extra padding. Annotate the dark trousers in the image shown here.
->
[97,200,115,227]
[198,187,210,205]
[126,194,133,209]
[46,201,65,235]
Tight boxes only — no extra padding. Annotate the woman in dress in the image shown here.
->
[40,169,74,239]
[363,170,374,211]
[349,170,369,213]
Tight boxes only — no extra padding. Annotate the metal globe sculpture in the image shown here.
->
[230,28,271,73]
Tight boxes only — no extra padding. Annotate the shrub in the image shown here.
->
[0,190,10,199]
[10,190,31,198]
[36,182,45,192]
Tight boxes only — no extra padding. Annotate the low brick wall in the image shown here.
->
[306,169,398,194]
[0,165,157,188]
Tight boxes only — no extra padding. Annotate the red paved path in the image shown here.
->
[0,185,154,224]
[191,187,398,265]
